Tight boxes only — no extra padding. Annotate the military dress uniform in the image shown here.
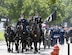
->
[51,26,60,46]
[16,18,29,33]
[59,27,65,45]
[16,18,29,41]
[33,16,43,36]
[27,17,33,32]
[27,18,34,47]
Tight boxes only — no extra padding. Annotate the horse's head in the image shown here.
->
[31,23,37,31]
[7,26,11,32]
[31,23,40,37]
[16,24,23,31]
[5,25,14,37]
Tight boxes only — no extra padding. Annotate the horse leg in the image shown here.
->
[8,42,11,52]
[26,40,30,51]
[44,40,46,49]
[30,41,33,50]
[5,37,9,51]
[27,38,33,51]
[66,36,69,44]
[6,41,10,52]
[42,35,44,46]
[47,40,50,49]
[34,41,38,53]
[39,40,41,50]
[17,41,19,53]
[25,41,28,52]
[21,42,26,53]
[29,37,33,50]
[11,42,14,53]
[15,42,18,51]
[21,42,24,53]
[6,40,9,51]
[15,40,19,53]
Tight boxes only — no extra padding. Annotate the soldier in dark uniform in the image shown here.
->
[16,13,29,33]
[59,26,65,45]
[28,14,34,32]
[28,14,33,27]
[16,13,29,52]
[27,15,34,50]
[33,11,42,24]
[33,11,44,50]
[33,11,43,36]
[51,25,60,46]
[28,14,33,22]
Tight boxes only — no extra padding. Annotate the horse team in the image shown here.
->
[4,12,72,54]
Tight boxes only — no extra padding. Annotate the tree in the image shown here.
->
[0,0,71,25]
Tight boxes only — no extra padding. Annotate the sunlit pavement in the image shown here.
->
[0,41,52,55]
[0,40,72,55]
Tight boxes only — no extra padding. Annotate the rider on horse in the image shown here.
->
[16,13,29,33]
[27,14,33,32]
[33,11,43,36]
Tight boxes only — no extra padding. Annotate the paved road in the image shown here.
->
[0,41,52,55]
[0,41,72,55]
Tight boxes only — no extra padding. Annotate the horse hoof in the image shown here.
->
[17,51,19,53]
[8,48,11,53]
[25,49,28,51]
[44,47,46,50]
[11,50,13,53]
[38,52,40,54]
[12,51,13,53]
[8,50,10,53]
[39,48,40,50]
[21,51,23,53]
[31,47,33,49]
[34,51,37,54]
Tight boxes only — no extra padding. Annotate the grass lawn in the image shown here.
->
[0,31,5,41]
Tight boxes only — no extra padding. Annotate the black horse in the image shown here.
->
[15,24,31,53]
[4,26,15,52]
[31,22,42,53]
[21,25,33,52]
[15,24,23,53]
[65,28,72,43]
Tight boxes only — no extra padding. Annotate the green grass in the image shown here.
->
[0,31,5,41]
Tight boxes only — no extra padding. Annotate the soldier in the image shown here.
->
[51,25,60,46]
[16,13,29,52]
[16,13,29,33]
[28,14,33,22]
[28,14,33,26]
[33,11,43,36]
[27,14,33,31]
[33,11,42,24]
[59,26,65,45]
[26,14,34,50]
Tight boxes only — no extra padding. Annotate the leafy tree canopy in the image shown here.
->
[0,0,72,24]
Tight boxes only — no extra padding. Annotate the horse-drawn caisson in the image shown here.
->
[4,11,71,54]
[4,11,44,53]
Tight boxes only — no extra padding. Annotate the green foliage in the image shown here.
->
[0,0,72,24]
[0,6,8,17]
[0,31,4,41]
[50,0,56,4]
[70,17,72,23]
